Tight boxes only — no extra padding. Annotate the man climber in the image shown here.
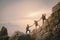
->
[42,14,46,24]
[34,20,39,32]
[26,24,30,34]
[34,20,38,27]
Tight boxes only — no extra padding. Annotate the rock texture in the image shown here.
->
[32,2,60,40]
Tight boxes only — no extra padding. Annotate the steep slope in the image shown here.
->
[31,2,60,40]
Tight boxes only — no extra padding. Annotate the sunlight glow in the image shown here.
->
[27,11,42,19]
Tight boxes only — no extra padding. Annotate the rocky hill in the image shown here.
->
[31,2,60,40]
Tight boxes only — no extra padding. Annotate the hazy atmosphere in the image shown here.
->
[0,0,60,36]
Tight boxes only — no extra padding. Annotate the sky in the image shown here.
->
[0,0,60,36]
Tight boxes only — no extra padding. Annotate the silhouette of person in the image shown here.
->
[34,20,38,32]
[26,24,30,34]
[34,20,38,27]
[42,14,46,24]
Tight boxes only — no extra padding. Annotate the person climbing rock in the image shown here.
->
[26,24,30,34]
[34,20,38,27]
[42,13,46,24]
[34,20,39,32]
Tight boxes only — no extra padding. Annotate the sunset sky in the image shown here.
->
[0,0,60,36]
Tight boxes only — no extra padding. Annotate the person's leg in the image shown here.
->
[26,30,27,34]
[38,25,42,32]
[29,30,30,33]
[43,19,44,24]
[35,26,37,32]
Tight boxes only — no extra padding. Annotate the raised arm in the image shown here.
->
[29,23,35,27]
[37,17,42,22]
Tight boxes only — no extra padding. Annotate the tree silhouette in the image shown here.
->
[0,26,9,40]
[1,26,8,36]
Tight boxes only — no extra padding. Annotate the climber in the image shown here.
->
[42,13,46,24]
[34,20,38,27]
[26,24,30,34]
[34,20,39,32]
